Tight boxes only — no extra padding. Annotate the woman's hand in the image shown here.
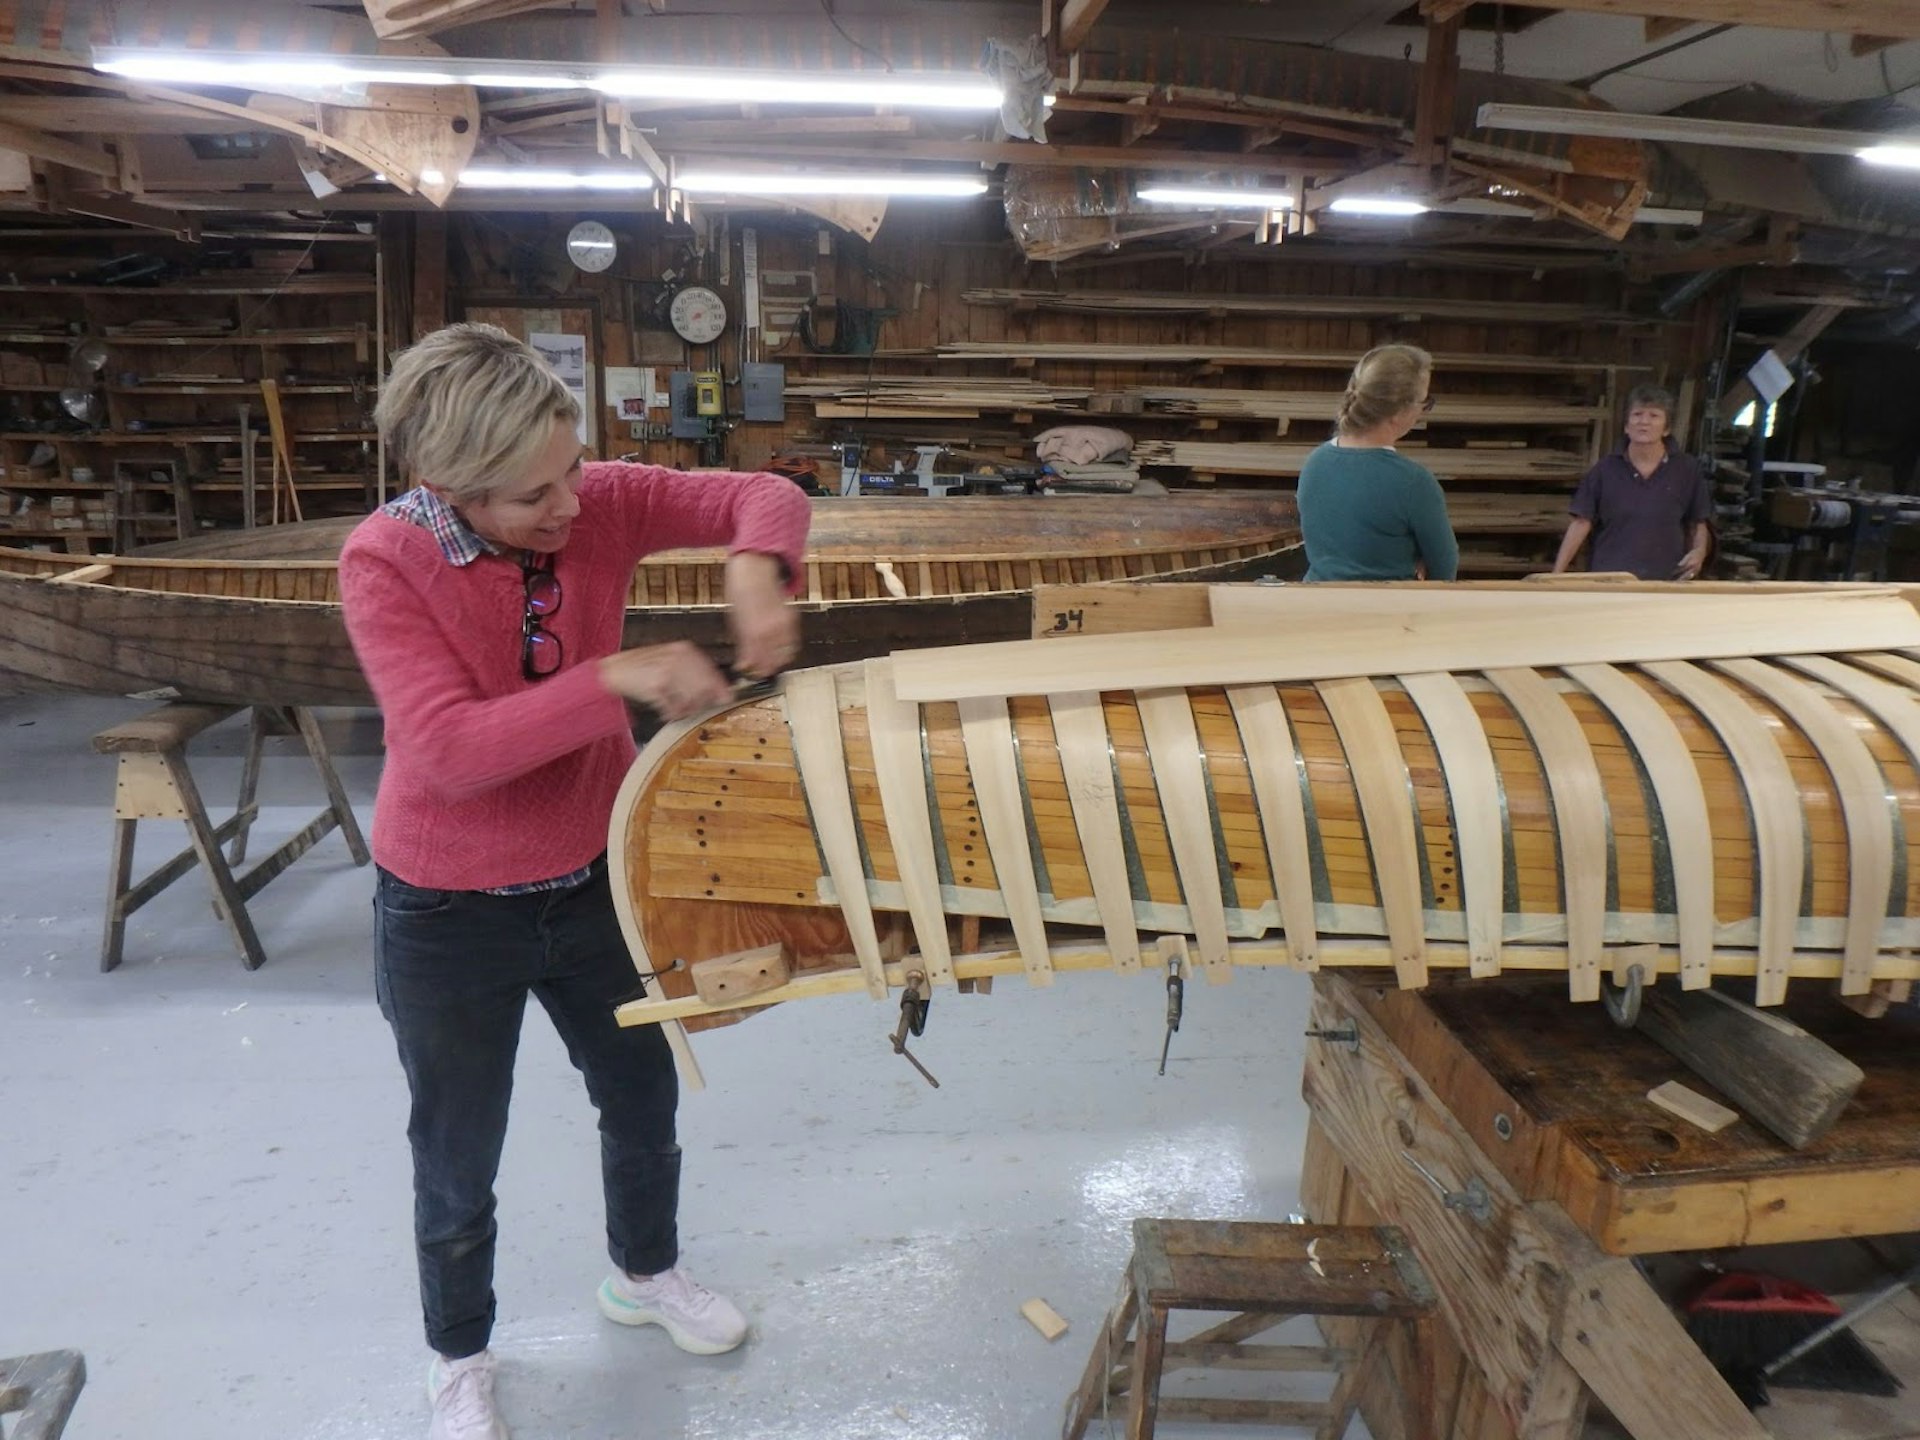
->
[725,551,800,679]
[597,642,733,719]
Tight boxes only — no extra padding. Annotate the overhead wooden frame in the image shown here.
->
[1422,0,1920,40]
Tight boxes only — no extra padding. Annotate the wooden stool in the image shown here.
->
[0,1350,85,1440]
[1062,1218,1436,1440]
[94,702,370,972]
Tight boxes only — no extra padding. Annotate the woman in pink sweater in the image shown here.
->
[339,323,809,1440]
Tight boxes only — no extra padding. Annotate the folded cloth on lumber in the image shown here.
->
[1042,460,1142,493]
[1035,425,1133,466]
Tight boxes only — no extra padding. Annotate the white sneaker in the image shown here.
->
[427,1349,508,1440]
[597,1266,749,1354]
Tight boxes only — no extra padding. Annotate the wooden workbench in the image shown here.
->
[1298,973,1920,1440]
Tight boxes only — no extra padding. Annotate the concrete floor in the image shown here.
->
[0,693,1321,1440]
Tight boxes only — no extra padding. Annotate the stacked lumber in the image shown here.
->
[784,374,1093,420]
[930,342,1627,374]
[963,288,1622,325]
[1126,388,1608,427]
[1446,493,1575,535]
[1133,440,1587,482]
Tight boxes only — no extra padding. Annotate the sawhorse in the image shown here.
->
[94,702,370,971]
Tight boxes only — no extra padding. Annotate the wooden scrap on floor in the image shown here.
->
[1021,1297,1071,1341]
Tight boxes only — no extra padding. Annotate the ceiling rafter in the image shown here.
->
[1422,0,1920,41]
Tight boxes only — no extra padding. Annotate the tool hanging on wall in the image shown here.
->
[258,378,303,525]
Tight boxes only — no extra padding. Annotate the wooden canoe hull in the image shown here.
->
[0,494,1300,705]
[609,586,1920,1047]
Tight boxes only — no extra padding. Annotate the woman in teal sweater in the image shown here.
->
[1297,344,1459,581]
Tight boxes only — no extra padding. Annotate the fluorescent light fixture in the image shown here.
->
[97,53,460,87]
[92,46,1001,110]
[1477,101,1899,159]
[1635,206,1706,225]
[590,70,1000,109]
[420,168,446,186]
[1860,145,1920,170]
[675,171,986,196]
[1137,185,1295,209]
[458,167,654,191]
[1329,197,1428,217]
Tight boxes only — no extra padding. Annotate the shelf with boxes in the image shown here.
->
[0,258,382,551]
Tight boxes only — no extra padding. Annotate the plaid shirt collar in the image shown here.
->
[383,485,500,566]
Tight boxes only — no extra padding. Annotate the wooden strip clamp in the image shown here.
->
[1483,668,1609,1003]
[782,670,889,1000]
[1711,658,1892,997]
[1397,672,1504,977]
[1136,688,1234,985]
[1048,690,1143,973]
[1564,663,1717,991]
[862,659,955,986]
[1316,677,1428,989]
[1639,661,1805,1007]
[957,693,1056,985]
[1226,684,1319,970]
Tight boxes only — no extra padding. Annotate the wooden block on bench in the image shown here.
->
[690,942,794,1005]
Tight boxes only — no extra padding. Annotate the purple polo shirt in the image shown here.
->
[1568,444,1710,580]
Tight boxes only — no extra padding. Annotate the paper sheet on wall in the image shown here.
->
[531,331,591,444]
[1746,349,1794,405]
[606,365,655,420]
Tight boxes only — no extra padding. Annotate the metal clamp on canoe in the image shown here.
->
[1157,949,1186,1077]
[889,970,940,1089]
[1603,961,1647,1029]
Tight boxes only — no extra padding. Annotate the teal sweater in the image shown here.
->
[1297,441,1459,582]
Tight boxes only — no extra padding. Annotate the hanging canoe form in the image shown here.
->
[610,586,1920,1045]
[0,493,1298,706]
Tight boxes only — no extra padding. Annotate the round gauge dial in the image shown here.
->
[669,285,728,344]
[565,220,617,273]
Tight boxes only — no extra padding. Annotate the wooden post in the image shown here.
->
[411,210,448,344]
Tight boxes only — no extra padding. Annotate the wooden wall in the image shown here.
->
[423,198,1706,573]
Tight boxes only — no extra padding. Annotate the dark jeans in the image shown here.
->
[374,856,679,1359]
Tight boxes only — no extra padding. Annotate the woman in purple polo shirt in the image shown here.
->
[1551,383,1712,580]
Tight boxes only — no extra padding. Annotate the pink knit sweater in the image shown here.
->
[339,462,810,890]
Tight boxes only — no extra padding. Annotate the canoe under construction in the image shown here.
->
[607,581,1920,1078]
[0,493,1299,706]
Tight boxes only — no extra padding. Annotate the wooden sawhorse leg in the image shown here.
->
[96,702,369,972]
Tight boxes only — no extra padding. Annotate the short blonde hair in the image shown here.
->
[1337,343,1432,436]
[376,322,580,502]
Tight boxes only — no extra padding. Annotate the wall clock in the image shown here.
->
[565,219,617,273]
[669,285,728,344]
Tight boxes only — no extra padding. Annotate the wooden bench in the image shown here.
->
[1062,1217,1436,1440]
[0,1350,85,1440]
[93,702,369,971]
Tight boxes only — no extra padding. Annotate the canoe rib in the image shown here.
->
[610,588,1920,1064]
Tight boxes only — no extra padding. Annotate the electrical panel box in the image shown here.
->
[740,362,786,423]
[667,370,706,440]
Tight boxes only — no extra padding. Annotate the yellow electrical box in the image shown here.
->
[693,370,723,417]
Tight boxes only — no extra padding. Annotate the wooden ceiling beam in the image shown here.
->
[0,98,258,135]
[1644,17,1695,42]
[1423,0,1920,40]
[1059,0,1113,53]
[0,119,115,178]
